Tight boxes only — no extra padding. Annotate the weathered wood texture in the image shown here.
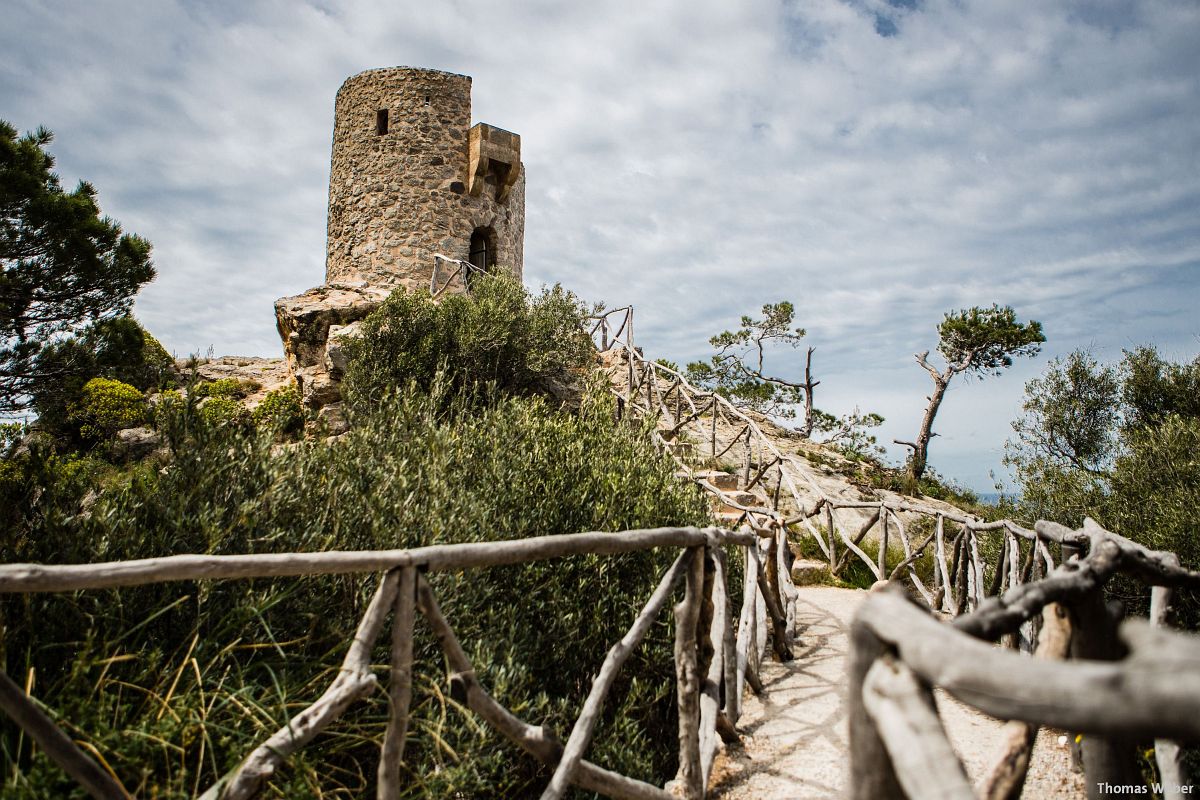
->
[863,654,974,800]
[378,565,417,799]
[671,547,705,799]
[850,521,1200,800]
[860,588,1200,740]
[848,600,906,800]
[0,526,755,593]
[1068,586,1139,798]
[714,547,740,726]
[1149,579,1190,794]
[980,602,1071,800]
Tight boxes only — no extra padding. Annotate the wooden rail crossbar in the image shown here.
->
[0,525,800,800]
[849,518,1200,800]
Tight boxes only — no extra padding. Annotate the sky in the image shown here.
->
[3,0,1198,491]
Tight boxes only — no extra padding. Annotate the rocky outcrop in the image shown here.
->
[274,281,410,432]
[186,356,292,407]
[113,426,165,461]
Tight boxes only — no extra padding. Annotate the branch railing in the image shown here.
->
[430,254,489,297]
[586,306,1056,633]
[0,525,801,800]
[849,518,1200,800]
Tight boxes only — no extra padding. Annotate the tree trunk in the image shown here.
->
[800,346,817,439]
[907,373,950,483]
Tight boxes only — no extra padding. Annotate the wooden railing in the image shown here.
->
[430,254,489,297]
[0,525,802,800]
[586,305,1053,634]
[849,517,1199,800]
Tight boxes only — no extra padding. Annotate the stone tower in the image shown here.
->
[275,67,526,433]
[325,67,525,287]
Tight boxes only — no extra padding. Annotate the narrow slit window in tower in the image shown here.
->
[376,109,389,135]
[469,228,490,274]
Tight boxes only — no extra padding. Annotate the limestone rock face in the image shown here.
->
[274,282,400,418]
[187,356,292,407]
[325,321,365,379]
[113,426,164,461]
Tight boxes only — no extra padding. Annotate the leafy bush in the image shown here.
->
[30,315,174,439]
[1,420,22,454]
[251,385,303,435]
[1007,347,1200,627]
[67,376,146,441]
[341,273,596,414]
[198,394,248,427]
[0,447,109,552]
[1,378,711,797]
[192,377,258,399]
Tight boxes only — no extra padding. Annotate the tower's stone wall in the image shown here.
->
[325,67,524,286]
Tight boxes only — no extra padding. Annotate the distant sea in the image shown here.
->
[975,492,1006,506]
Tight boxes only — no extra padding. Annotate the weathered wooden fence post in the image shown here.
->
[673,547,705,799]
[758,533,794,662]
[848,606,905,799]
[1068,588,1140,799]
[825,504,837,572]
[1150,577,1190,793]
[378,565,417,798]
[877,509,889,579]
[712,547,740,725]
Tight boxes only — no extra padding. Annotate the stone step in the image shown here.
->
[693,470,740,491]
[791,559,832,586]
[724,491,760,507]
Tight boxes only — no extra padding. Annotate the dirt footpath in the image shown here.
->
[708,587,1086,799]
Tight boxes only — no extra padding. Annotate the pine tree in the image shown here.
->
[1,121,155,414]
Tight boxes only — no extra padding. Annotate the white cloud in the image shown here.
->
[2,0,1197,489]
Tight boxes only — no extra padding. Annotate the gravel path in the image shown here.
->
[709,587,1087,799]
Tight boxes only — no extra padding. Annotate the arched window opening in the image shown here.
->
[467,227,497,290]
[469,229,490,270]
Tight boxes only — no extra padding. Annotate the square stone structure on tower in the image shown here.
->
[275,66,526,431]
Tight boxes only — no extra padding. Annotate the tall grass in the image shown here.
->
[1,382,711,798]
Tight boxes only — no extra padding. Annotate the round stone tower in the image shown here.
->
[325,67,525,287]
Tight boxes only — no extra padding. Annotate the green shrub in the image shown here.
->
[198,394,248,426]
[147,388,185,428]
[2,378,711,797]
[251,385,303,435]
[1007,348,1200,628]
[341,272,596,414]
[67,376,146,441]
[193,377,258,399]
[1,420,22,454]
[0,447,109,553]
[1102,414,1200,629]
[31,316,175,439]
